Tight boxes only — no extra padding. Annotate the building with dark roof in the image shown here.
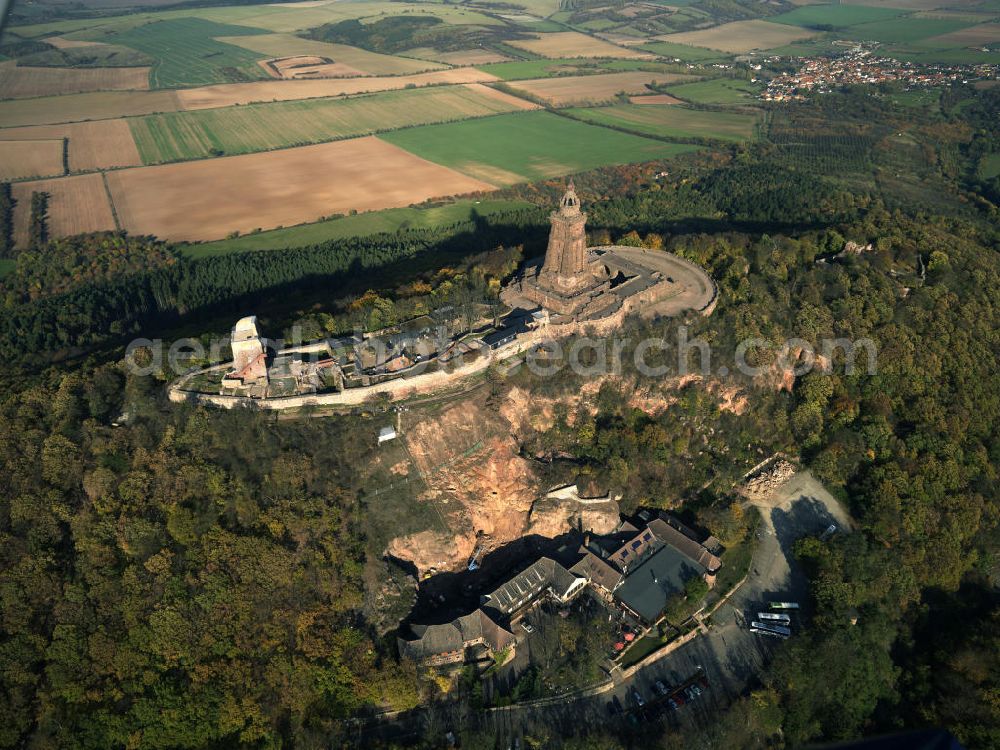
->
[397,609,515,667]
[613,544,704,624]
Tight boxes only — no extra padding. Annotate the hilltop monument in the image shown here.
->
[507,181,717,324]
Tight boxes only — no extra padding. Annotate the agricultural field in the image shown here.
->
[475,58,618,81]
[182,198,534,257]
[104,137,494,241]
[404,48,510,66]
[657,20,818,53]
[922,22,1000,46]
[637,40,730,62]
[219,32,443,75]
[629,93,684,104]
[0,120,141,172]
[129,84,536,163]
[770,4,906,28]
[173,67,499,110]
[11,173,116,249]
[101,18,272,87]
[0,90,181,128]
[504,71,696,106]
[505,31,653,59]
[665,78,761,105]
[0,139,64,181]
[842,16,980,43]
[567,104,760,142]
[0,60,149,98]
[379,110,701,185]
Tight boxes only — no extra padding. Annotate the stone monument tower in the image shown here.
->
[538,180,590,294]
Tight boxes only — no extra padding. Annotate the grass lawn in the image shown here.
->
[379,110,701,185]
[888,87,940,108]
[882,46,1000,64]
[130,85,532,163]
[568,104,759,142]
[639,40,729,61]
[843,17,977,43]
[770,4,905,29]
[180,199,535,257]
[665,78,761,104]
[980,153,1000,179]
[620,633,669,668]
[105,17,270,88]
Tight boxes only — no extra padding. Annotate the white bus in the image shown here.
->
[757,612,791,623]
[751,621,792,637]
[750,626,789,639]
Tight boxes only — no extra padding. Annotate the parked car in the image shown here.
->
[520,621,534,633]
[654,680,670,696]
[667,698,679,711]
[632,689,645,708]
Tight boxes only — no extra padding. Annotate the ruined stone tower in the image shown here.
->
[538,180,590,294]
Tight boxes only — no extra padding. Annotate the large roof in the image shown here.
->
[481,557,584,615]
[398,609,513,662]
[647,518,723,573]
[614,544,703,623]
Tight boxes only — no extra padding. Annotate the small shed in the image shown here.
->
[377,426,397,444]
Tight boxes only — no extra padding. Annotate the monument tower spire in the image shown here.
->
[538,179,589,294]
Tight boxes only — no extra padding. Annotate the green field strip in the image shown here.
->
[841,17,981,43]
[664,78,762,105]
[180,198,535,257]
[128,85,536,164]
[378,109,701,185]
[770,4,907,29]
[566,104,760,143]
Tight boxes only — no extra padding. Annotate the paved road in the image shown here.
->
[358,471,849,746]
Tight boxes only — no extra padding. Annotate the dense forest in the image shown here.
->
[0,87,997,749]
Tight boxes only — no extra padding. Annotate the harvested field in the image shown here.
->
[462,83,540,110]
[380,110,700,185]
[506,31,654,59]
[0,140,64,180]
[130,84,537,163]
[0,119,140,172]
[218,33,445,75]
[0,90,180,128]
[11,173,116,248]
[922,22,1000,46]
[629,93,683,104]
[505,70,696,106]
[658,20,818,53]
[404,47,510,65]
[259,55,364,79]
[104,137,494,241]
[0,61,150,99]
[175,67,499,109]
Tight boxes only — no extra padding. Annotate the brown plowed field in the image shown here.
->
[0,139,64,180]
[0,90,180,128]
[506,31,653,59]
[0,61,150,99]
[11,173,116,248]
[175,67,499,110]
[0,119,140,172]
[105,137,495,241]
[461,83,540,110]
